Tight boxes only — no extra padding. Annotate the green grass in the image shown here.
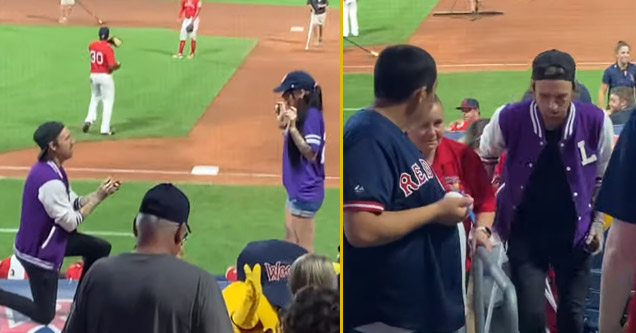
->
[0,25,256,153]
[0,179,339,274]
[344,0,438,47]
[343,69,605,124]
[203,0,339,7]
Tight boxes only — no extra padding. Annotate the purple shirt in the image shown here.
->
[282,107,325,202]
[480,100,614,246]
[15,161,82,271]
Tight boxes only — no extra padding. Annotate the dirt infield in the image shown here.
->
[344,0,636,74]
[0,0,340,187]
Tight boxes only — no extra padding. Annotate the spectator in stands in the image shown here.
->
[289,253,338,295]
[283,286,339,333]
[0,121,116,326]
[479,49,614,333]
[462,118,507,190]
[222,239,307,333]
[62,183,232,333]
[596,110,636,332]
[461,118,491,152]
[447,98,481,131]
[406,95,496,333]
[274,70,325,253]
[607,86,635,125]
[599,41,636,109]
[344,45,472,333]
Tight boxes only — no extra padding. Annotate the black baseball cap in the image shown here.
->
[456,98,480,111]
[273,70,316,93]
[33,121,65,161]
[532,49,576,82]
[139,183,191,232]
[99,26,109,40]
[236,239,308,308]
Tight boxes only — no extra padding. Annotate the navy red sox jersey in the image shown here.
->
[343,109,464,333]
[595,108,636,223]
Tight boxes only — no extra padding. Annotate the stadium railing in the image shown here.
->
[473,246,519,333]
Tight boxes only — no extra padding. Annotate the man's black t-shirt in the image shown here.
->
[307,0,328,14]
[63,253,233,333]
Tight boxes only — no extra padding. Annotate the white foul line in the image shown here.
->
[0,166,340,181]
[343,61,611,70]
[0,228,133,237]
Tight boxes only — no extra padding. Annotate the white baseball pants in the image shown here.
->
[343,0,358,37]
[85,73,115,134]
[180,17,200,40]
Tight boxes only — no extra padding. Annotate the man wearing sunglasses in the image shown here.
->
[63,183,232,333]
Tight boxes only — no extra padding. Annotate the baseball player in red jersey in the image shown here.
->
[174,0,202,59]
[83,27,120,136]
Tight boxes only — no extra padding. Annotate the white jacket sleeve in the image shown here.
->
[596,113,615,179]
[38,180,84,232]
[479,104,508,165]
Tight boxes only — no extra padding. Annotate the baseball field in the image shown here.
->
[344,0,636,122]
[0,0,341,278]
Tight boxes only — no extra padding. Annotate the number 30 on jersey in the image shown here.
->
[90,50,104,65]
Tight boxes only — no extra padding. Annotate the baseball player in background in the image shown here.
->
[273,70,326,253]
[174,0,202,59]
[0,121,118,326]
[307,0,328,46]
[58,0,75,23]
[342,0,358,38]
[83,27,121,136]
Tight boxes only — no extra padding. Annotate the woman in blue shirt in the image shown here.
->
[598,41,636,109]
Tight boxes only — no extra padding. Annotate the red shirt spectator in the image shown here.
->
[406,96,496,261]
[433,137,496,234]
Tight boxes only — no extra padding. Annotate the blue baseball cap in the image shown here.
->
[236,239,308,308]
[273,70,316,93]
[98,27,110,40]
[456,98,480,111]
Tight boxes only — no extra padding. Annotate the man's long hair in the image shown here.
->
[288,86,323,167]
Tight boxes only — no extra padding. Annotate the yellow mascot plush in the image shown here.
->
[222,240,308,333]
[223,264,281,333]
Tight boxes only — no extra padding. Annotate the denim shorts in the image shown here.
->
[286,198,323,218]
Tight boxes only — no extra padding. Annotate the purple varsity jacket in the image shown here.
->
[14,161,81,271]
[480,100,614,246]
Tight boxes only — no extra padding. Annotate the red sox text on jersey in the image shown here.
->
[399,159,437,197]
